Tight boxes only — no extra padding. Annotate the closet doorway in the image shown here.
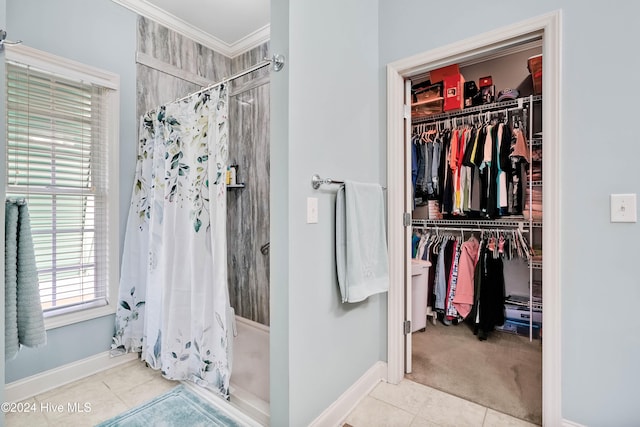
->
[386,11,561,427]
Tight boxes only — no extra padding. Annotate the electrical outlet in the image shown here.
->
[610,194,637,223]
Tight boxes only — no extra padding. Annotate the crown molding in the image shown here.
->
[228,24,271,58]
[112,0,270,58]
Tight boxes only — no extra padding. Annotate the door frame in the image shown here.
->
[386,11,562,426]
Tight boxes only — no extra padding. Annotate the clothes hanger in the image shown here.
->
[421,129,433,143]
[424,126,437,142]
[432,231,441,254]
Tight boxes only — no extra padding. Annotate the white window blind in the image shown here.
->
[6,59,111,316]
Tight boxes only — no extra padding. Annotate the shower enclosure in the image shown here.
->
[135,17,270,422]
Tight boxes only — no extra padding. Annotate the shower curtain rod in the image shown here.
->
[175,54,285,104]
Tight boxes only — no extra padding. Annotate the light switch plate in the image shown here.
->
[610,193,637,223]
[307,197,318,224]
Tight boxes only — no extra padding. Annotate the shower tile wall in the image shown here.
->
[135,17,270,326]
[136,16,231,116]
[228,42,270,326]
[231,42,271,86]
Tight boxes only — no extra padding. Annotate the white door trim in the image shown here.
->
[385,10,562,427]
[403,79,413,374]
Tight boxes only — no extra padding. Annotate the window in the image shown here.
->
[5,46,119,328]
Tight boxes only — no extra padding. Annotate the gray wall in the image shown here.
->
[270,0,386,425]
[136,16,231,117]
[379,2,640,426]
[4,0,137,383]
[228,42,271,326]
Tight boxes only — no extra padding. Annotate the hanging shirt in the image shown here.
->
[445,239,462,318]
[431,136,442,197]
[452,237,480,319]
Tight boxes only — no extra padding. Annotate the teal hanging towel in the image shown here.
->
[5,199,46,360]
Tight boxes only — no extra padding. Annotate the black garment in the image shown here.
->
[498,124,513,215]
[498,124,513,176]
[442,239,455,296]
[486,125,500,218]
[509,159,527,214]
[462,127,479,167]
[479,163,489,216]
[426,243,437,308]
[439,131,453,213]
[414,136,426,200]
[471,245,505,340]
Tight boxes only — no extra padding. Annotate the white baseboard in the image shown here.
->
[229,382,270,426]
[563,419,588,427]
[309,361,387,427]
[183,382,265,427]
[5,351,139,403]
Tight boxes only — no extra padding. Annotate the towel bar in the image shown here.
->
[311,174,344,189]
[311,174,386,190]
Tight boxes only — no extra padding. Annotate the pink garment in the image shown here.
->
[510,128,530,162]
[452,237,480,319]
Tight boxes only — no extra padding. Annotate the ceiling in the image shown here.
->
[113,0,270,58]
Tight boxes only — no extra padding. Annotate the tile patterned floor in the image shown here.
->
[5,359,539,426]
[344,380,540,427]
[5,359,176,427]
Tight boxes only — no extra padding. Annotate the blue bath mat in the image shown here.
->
[96,384,244,427]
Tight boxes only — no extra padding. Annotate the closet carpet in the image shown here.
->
[406,321,542,425]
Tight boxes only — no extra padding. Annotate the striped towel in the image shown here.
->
[5,200,46,360]
[5,202,20,359]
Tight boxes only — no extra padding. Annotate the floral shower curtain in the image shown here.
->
[111,86,233,398]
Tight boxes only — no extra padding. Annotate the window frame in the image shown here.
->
[5,45,120,330]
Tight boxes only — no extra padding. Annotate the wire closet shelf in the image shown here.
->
[412,95,542,125]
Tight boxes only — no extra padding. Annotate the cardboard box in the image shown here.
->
[479,75,493,87]
[430,64,460,84]
[528,54,542,95]
[412,205,429,220]
[429,64,466,112]
[443,73,465,112]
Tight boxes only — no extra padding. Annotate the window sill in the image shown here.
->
[43,303,116,330]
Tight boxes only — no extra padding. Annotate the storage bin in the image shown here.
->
[414,82,442,103]
[411,99,444,118]
[411,260,431,332]
[496,319,541,339]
